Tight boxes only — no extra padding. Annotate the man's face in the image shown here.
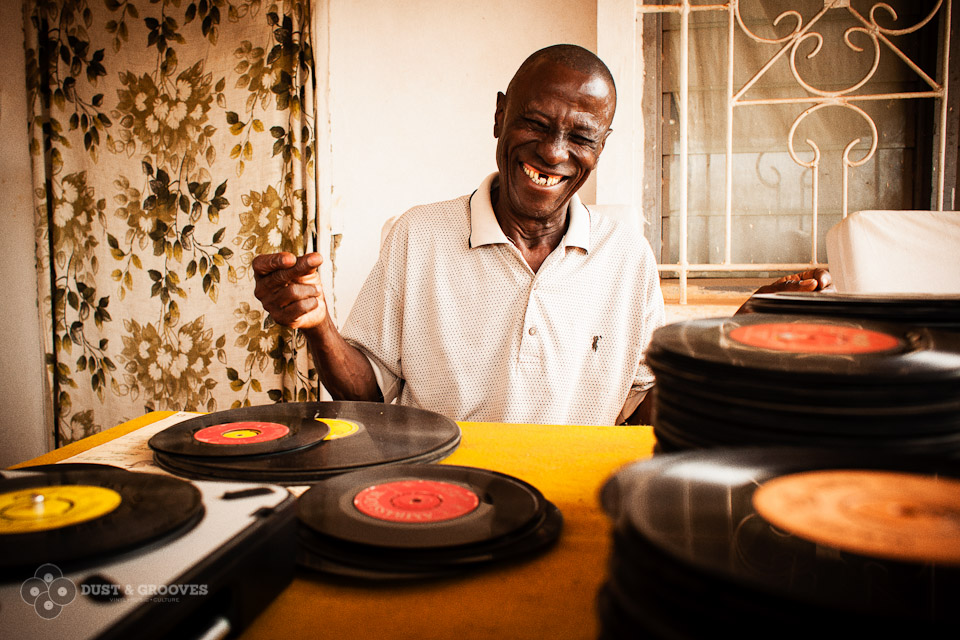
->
[494,61,614,222]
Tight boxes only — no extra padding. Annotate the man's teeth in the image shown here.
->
[522,163,562,187]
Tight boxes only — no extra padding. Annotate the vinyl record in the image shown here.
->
[740,291,960,330]
[148,404,331,458]
[152,402,461,483]
[7,462,131,475]
[646,314,960,383]
[298,464,542,548]
[296,500,563,580]
[0,465,203,573]
[296,464,562,579]
[598,448,960,637]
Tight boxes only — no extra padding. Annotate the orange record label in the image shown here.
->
[193,421,290,445]
[353,480,480,523]
[729,322,900,355]
[753,470,960,565]
[317,418,360,440]
[0,485,122,534]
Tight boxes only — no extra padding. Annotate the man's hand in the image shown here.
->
[253,252,327,330]
[754,268,835,294]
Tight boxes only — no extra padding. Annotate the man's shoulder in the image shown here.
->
[399,193,471,228]
[587,209,653,259]
[381,193,472,248]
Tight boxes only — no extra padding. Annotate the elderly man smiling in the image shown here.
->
[252,44,829,426]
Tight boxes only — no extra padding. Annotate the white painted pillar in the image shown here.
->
[596,0,642,218]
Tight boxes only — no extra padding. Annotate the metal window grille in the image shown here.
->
[638,0,953,302]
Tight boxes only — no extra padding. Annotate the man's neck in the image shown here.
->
[491,181,568,273]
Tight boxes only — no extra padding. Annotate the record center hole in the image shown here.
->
[2,495,75,520]
[222,428,262,439]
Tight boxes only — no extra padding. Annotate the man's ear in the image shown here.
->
[494,91,506,138]
[596,127,613,158]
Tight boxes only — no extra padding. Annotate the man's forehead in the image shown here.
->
[510,65,614,125]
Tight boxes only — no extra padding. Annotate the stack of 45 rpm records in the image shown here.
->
[149,401,462,484]
[645,314,960,455]
[597,448,960,638]
[295,464,562,579]
[739,291,960,330]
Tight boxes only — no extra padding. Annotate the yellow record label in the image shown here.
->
[0,485,122,534]
[317,418,360,440]
[753,470,960,565]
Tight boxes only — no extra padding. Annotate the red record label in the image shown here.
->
[353,480,480,523]
[729,322,900,355]
[193,421,290,445]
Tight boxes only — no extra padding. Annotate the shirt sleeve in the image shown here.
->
[617,241,665,424]
[340,216,409,405]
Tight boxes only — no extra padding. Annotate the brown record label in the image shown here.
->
[0,485,123,534]
[353,480,480,523]
[753,470,960,565]
[193,421,290,445]
[729,322,901,354]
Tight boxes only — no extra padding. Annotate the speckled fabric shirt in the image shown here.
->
[341,173,665,425]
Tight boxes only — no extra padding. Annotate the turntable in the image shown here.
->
[0,464,296,640]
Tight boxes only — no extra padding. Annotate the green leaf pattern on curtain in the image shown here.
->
[24,0,318,444]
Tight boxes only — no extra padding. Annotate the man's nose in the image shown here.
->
[536,133,569,166]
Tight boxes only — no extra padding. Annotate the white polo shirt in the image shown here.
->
[341,173,665,425]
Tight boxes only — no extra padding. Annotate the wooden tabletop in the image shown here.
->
[16,412,657,640]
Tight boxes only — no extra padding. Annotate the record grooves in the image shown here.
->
[149,401,462,484]
[296,464,562,579]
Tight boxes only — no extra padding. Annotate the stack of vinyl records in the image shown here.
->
[149,401,462,484]
[740,291,960,330]
[296,464,562,579]
[645,314,960,456]
[597,448,960,638]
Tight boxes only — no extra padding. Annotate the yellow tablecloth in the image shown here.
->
[16,412,657,640]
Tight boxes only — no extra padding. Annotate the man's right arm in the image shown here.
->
[252,252,383,402]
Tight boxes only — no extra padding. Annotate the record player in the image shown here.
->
[0,465,296,640]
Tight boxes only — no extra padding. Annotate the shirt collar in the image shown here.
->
[469,172,591,252]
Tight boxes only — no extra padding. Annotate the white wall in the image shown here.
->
[0,2,50,465]
[324,0,598,321]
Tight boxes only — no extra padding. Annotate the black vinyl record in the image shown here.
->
[740,291,960,330]
[152,401,461,484]
[0,465,203,574]
[645,314,960,456]
[296,501,563,580]
[298,464,542,548]
[148,404,331,458]
[646,314,960,383]
[296,464,562,579]
[598,448,960,637]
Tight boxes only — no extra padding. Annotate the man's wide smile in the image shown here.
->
[521,162,564,188]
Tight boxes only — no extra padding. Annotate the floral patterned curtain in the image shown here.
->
[23,0,319,445]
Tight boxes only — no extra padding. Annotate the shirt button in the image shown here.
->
[528,326,537,336]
